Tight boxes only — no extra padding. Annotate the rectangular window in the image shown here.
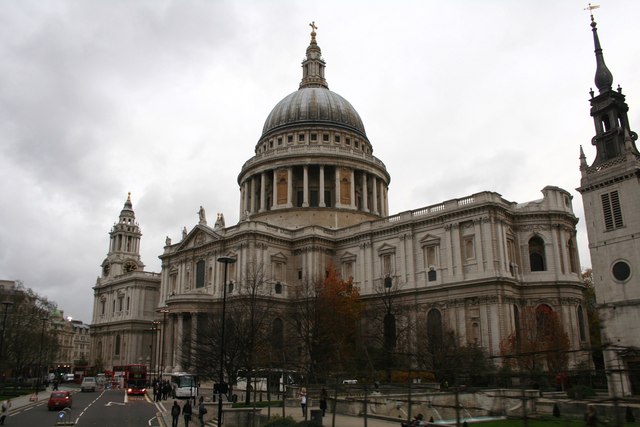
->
[298,133,305,142]
[323,134,329,142]
[278,137,283,146]
[382,254,393,276]
[196,260,205,288]
[287,135,293,143]
[298,269,303,280]
[343,262,354,280]
[424,246,437,268]
[602,191,624,230]
[310,133,317,142]
[334,135,341,143]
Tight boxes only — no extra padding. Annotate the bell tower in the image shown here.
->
[577,11,640,397]
[101,193,145,278]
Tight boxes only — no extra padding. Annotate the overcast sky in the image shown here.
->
[1,1,638,323]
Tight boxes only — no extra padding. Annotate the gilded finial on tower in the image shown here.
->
[309,21,317,43]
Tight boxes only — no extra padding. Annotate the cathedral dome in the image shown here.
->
[261,87,367,139]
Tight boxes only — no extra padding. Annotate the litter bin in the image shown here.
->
[310,409,323,426]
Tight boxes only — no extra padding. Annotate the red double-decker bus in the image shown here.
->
[114,364,147,395]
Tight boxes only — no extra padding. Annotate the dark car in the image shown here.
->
[48,390,72,411]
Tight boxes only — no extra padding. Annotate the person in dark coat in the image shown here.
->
[182,400,193,427]
[170,400,181,427]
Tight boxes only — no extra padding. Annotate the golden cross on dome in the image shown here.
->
[309,21,317,42]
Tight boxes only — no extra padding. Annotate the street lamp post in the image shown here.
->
[0,300,14,363]
[151,321,160,383]
[216,255,236,426]
[159,307,169,381]
[383,276,396,382]
[35,315,48,399]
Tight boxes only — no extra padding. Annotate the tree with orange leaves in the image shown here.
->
[290,264,362,382]
[500,305,570,380]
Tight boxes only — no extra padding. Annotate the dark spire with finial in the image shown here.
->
[583,4,639,169]
[299,21,328,89]
[590,11,613,93]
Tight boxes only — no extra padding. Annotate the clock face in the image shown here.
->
[124,261,138,273]
[103,263,110,277]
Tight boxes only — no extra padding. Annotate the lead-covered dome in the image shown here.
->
[262,88,366,138]
[260,22,367,141]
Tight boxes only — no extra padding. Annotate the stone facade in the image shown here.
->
[155,28,589,375]
[90,27,593,378]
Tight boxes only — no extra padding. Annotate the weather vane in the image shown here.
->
[584,3,600,21]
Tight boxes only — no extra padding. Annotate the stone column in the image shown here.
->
[362,172,368,212]
[302,165,309,207]
[174,313,184,372]
[259,172,266,213]
[287,167,293,208]
[250,175,256,214]
[335,168,341,208]
[272,170,278,209]
[350,169,356,209]
[372,176,378,214]
[319,165,326,207]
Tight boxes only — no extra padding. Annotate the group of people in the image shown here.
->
[299,388,328,417]
[152,379,172,402]
[170,396,207,427]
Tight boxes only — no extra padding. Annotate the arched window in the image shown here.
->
[577,305,586,342]
[568,238,579,274]
[536,304,553,336]
[513,305,521,345]
[426,309,443,355]
[275,282,283,294]
[529,236,546,272]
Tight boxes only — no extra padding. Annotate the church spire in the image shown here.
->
[299,21,328,89]
[584,7,638,168]
[589,11,613,93]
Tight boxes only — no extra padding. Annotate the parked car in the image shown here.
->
[48,391,72,411]
[81,377,97,392]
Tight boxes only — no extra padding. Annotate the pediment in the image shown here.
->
[271,252,288,263]
[420,233,441,246]
[377,243,396,255]
[340,251,357,262]
[176,225,220,251]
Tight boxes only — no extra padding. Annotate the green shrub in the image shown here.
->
[262,416,298,427]
[567,385,595,399]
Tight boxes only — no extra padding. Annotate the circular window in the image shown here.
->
[612,261,631,282]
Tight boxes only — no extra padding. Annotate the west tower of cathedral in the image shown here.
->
[578,12,640,396]
[91,25,592,382]
[90,194,160,370]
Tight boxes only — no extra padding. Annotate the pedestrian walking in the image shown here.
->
[198,396,207,426]
[300,388,307,417]
[0,399,12,425]
[319,388,328,417]
[182,399,192,427]
[171,400,181,427]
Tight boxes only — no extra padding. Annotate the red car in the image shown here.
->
[48,391,72,411]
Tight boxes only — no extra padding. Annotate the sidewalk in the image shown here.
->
[156,401,405,427]
[1,384,76,414]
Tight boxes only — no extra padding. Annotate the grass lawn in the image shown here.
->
[471,417,639,427]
